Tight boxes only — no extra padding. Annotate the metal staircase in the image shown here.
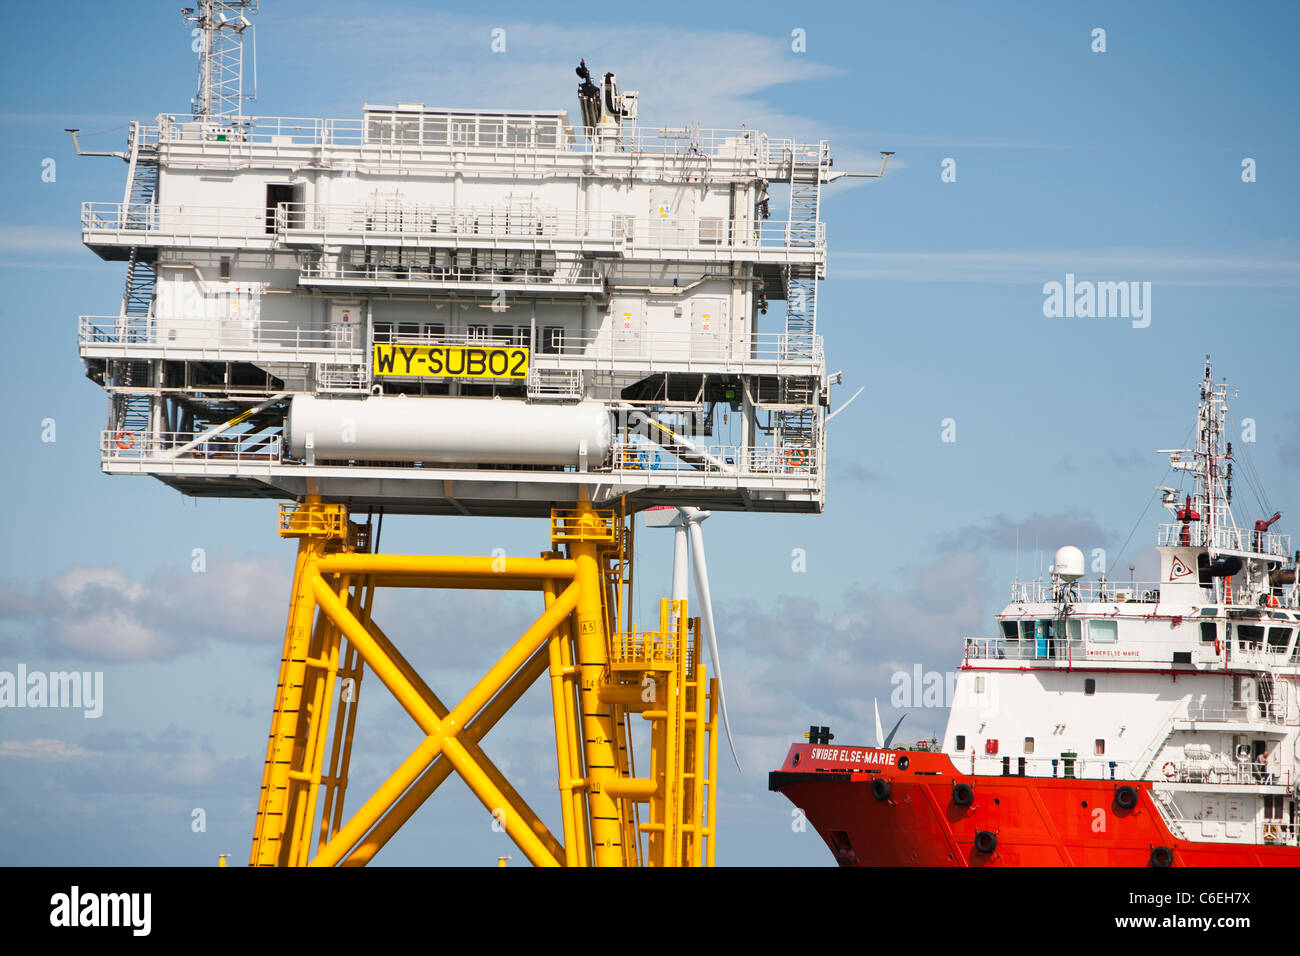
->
[777,141,828,461]
[119,122,159,344]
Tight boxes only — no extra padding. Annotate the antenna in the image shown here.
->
[182,2,258,118]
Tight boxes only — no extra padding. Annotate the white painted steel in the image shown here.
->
[287,395,612,466]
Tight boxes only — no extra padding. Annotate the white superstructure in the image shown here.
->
[944,360,1300,848]
[76,12,882,517]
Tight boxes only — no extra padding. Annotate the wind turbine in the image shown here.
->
[874,698,905,749]
[644,506,740,769]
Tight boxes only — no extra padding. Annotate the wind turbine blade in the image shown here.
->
[684,512,741,771]
[874,698,884,749]
[883,714,906,749]
[823,385,865,426]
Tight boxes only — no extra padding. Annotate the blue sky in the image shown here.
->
[0,0,1296,866]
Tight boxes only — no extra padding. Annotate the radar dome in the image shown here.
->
[1054,546,1086,582]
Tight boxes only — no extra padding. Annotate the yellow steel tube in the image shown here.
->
[361,618,565,863]
[252,538,326,866]
[309,577,578,865]
[250,538,309,857]
[544,578,580,867]
[569,502,624,865]
[315,554,575,579]
[341,643,551,866]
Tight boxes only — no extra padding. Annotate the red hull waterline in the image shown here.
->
[771,744,1300,866]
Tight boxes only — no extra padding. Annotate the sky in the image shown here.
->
[0,0,1297,867]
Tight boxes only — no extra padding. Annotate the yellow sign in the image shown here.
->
[373,343,529,379]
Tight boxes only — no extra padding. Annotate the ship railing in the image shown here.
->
[149,113,818,164]
[1158,817,1299,847]
[1157,521,1291,558]
[607,441,820,479]
[1184,699,1288,725]
[275,202,824,254]
[1010,579,1164,604]
[101,430,283,463]
[962,753,1295,791]
[82,202,274,244]
[79,316,364,357]
[964,636,1084,663]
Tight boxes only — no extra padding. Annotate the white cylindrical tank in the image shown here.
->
[1053,545,1086,582]
[288,395,612,466]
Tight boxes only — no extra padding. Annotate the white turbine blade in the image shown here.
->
[823,385,865,426]
[672,523,688,604]
[684,511,741,771]
[883,713,906,749]
[874,698,884,749]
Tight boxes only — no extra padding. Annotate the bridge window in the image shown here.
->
[1200,621,1217,642]
[1067,619,1082,642]
[1267,627,1292,651]
[1088,620,1118,643]
[1238,624,1264,649]
[1000,620,1018,640]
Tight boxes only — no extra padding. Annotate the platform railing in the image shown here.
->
[147,113,818,164]
[101,430,283,462]
[82,202,273,244]
[276,201,824,254]
[79,316,364,357]
[607,442,820,478]
[300,258,604,290]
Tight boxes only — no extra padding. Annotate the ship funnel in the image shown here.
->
[1053,546,1086,582]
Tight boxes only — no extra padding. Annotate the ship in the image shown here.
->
[771,359,1300,866]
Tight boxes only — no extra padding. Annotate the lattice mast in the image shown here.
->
[183,1,257,118]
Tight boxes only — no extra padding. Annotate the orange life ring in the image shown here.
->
[1162,761,1177,779]
[114,431,136,450]
[786,448,810,467]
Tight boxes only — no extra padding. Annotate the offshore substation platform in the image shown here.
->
[72,1,886,865]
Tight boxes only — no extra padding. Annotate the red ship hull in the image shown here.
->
[771,744,1300,866]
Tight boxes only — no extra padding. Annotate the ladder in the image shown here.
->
[119,122,159,345]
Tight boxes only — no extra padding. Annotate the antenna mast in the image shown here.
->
[183,1,258,118]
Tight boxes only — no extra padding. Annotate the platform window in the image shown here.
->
[955,735,966,751]
[425,323,446,340]
[1088,620,1118,643]
[1200,621,1217,643]
[1084,678,1096,695]
[1068,619,1082,641]
[1019,621,1035,643]
[397,322,421,341]
[466,324,489,341]
[1266,627,1292,650]
[1238,624,1264,649]
[1024,737,1035,754]
[541,326,564,354]
[373,322,393,343]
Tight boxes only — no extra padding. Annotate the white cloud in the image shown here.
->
[831,247,1300,287]
[0,739,90,761]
